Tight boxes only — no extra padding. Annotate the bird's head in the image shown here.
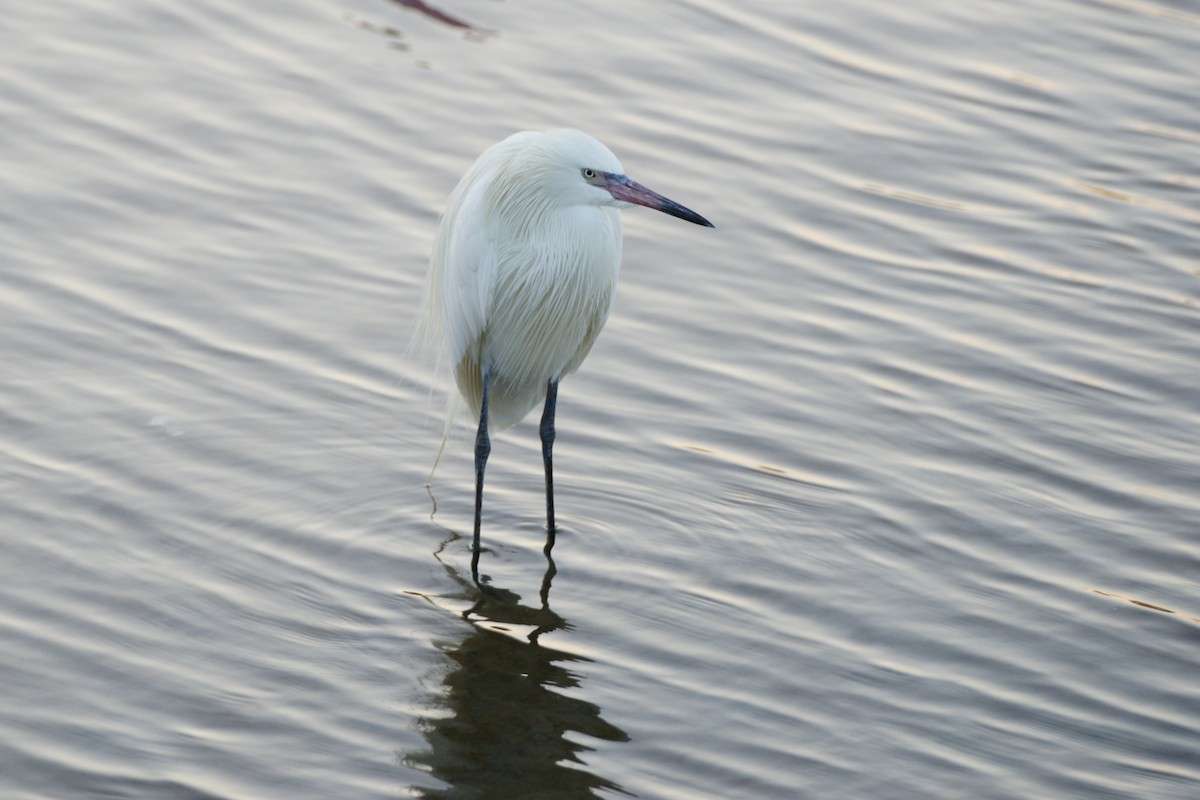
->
[507,129,714,228]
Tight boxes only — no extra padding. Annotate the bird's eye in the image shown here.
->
[582,168,597,180]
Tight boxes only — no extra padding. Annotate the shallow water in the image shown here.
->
[2,0,1198,798]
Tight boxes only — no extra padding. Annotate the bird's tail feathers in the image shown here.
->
[426,413,453,485]
[425,389,468,484]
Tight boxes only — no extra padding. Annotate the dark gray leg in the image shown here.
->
[471,371,491,584]
[540,379,559,541]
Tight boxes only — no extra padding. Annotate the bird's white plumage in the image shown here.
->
[420,129,711,572]
[424,129,626,431]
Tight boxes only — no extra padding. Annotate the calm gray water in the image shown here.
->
[2,0,1198,798]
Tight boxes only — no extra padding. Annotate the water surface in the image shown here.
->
[2,0,1198,798]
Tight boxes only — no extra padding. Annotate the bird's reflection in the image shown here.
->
[406,539,631,798]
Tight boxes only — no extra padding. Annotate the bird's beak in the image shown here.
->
[604,174,715,228]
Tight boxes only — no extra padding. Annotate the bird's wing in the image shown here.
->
[429,169,500,369]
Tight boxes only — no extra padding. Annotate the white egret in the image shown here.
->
[422,128,713,581]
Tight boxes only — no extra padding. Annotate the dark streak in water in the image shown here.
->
[1091,589,1200,624]
[388,0,474,29]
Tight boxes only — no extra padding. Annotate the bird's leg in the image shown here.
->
[471,371,491,585]
[540,379,559,543]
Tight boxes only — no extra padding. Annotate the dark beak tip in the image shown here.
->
[664,203,714,229]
